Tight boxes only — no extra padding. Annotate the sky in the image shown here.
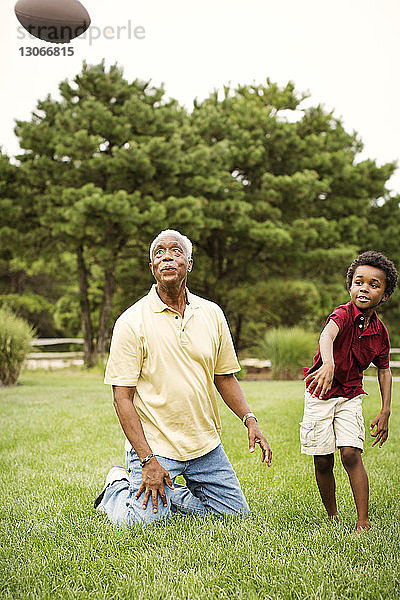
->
[2,0,400,194]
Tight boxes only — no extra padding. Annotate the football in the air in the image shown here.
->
[14,0,91,43]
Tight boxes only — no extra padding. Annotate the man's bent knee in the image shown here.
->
[125,499,174,527]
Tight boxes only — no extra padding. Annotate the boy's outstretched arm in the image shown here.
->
[304,320,339,399]
[370,367,392,447]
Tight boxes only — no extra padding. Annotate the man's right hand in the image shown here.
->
[135,458,174,513]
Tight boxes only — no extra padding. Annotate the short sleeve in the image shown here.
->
[104,317,143,386]
[372,328,390,369]
[327,305,349,332]
[214,308,240,375]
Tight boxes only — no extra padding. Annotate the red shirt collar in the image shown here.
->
[349,300,379,334]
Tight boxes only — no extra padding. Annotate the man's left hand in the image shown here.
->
[247,419,272,466]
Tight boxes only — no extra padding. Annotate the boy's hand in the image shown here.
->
[370,411,390,447]
[304,362,334,399]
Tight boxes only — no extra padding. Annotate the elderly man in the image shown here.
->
[95,229,272,526]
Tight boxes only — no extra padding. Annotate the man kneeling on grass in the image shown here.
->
[95,229,272,526]
[301,251,398,533]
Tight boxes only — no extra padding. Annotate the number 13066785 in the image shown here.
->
[19,46,74,56]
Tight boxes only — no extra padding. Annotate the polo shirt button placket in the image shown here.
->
[173,315,180,339]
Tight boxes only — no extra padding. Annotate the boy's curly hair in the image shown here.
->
[346,251,398,297]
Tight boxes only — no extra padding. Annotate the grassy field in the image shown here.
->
[1,370,399,600]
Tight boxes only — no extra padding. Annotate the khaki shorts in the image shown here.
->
[300,391,365,455]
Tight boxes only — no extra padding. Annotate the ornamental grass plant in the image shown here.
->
[0,306,35,385]
[259,326,318,380]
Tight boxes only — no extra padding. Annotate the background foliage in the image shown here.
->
[1,62,399,365]
[257,327,318,380]
[0,306,35,385]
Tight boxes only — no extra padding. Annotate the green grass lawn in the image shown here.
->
[1,371,399,600]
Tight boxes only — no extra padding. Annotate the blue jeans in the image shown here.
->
[98,443,250,526]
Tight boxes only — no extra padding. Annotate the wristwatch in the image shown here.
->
[140,453,155,467]
[242,412,257,426]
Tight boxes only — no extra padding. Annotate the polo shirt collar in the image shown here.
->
[148,284,200,313]
[349,300,379,333]
[186,289,200,309]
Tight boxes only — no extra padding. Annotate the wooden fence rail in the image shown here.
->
[30,338,84,346]
[25,340,400,371]
[27,339,85,369]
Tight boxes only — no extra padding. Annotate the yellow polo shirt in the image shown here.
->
[104,285,240,460]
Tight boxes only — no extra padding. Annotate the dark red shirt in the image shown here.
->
[304,301,390,400]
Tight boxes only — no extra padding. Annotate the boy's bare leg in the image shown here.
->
[340,446,370,532]
[313,454,339,519]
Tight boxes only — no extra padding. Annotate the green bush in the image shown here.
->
[258,327,318,380]
[0,306,35,385]
[235,363,247,381]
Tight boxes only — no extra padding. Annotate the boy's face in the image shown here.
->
[350,265,388,311]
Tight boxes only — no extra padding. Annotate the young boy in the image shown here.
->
[301,250,398,532]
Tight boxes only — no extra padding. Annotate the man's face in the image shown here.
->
[150,234,193,286]
[350,265,388,311]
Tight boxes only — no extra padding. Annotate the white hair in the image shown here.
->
[149,229,193,260]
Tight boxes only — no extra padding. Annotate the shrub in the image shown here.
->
[0,306,35,385]
[235,363,247,381]
[258,327,318,380]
